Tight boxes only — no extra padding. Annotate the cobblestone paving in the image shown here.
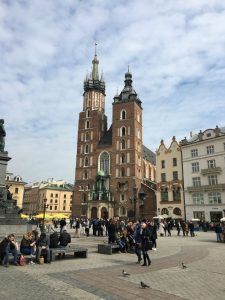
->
[1,231,224,300]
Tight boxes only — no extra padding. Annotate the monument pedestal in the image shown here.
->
[0,152,29,237]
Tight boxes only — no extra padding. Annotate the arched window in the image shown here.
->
[173,207,181,216]
[120,109,126,120]
[86,120,90,129]
[121,168,125,177]
[120,206,126,216]
[161,208,169,215]
[86,109,90,118]
[121,153,125,164]
[121,139,126,150]
[85,144,89,154]
[121,127,126,136]
[83,171,88,179]
[84,157,89,167]
[99,151,110,175]
[85,132,90,141]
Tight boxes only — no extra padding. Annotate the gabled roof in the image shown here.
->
[142,145,156,165]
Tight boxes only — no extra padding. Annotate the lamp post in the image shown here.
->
[42,198,48,226]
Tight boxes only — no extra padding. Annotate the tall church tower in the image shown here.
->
[111,70,144,218]
[73,49,107,217]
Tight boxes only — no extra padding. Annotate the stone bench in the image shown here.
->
[50,245,88,261]
[98,244,120,255]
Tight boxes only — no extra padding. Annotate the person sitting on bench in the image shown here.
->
[59,229,71,247]
[36,232,51,263]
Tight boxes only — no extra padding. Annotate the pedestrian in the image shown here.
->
[36,232,51,264]
[140,222,151,267]
[214,223,222,242]
[75,218,80,238]
[134,222,142,263]
[176,222,181,236]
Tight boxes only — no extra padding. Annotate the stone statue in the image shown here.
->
[0,119,6,152]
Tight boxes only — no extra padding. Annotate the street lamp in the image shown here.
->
[42,198,48,226]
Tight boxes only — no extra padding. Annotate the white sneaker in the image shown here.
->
[29,261,35,265]
[152,248,157,251]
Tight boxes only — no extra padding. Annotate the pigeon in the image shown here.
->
[122,270,130,276]
[140,281,150,288]
[182,262,187,269]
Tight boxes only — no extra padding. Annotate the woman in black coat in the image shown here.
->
[141,223,151,266]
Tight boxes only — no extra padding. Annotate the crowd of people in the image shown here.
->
[1,216,224,267]
[0,225,72,267]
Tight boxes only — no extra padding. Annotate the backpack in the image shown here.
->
[50,232,59,248]
[17,254,26,266]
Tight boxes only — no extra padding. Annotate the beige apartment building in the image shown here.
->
[181,126,225,222]
[23,179,73,216]
[5,173,26,209]
[156,137,185,219]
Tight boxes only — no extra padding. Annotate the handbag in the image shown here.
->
[146,240,153,251]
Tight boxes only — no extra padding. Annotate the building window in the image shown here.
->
[207,159,216,168]
[121,139,126,150]
[63,206,66,210]
[120,194,125,201]
[121,109,126,120]
[192,177,201,187]
[207,145,214,155]
[121,127,126,136]
[84,157,89,167]
[161,160,165,168]
[191,149,198,157]
[173,158,177,167]
[51,193,53,197]
[55,194,58,198]
[161,208,169,215]
[86,120,90,129]
[173,207,181,215]
[161,173,166,182]
[86,109,90,118]
[192,193,204,204]
[55,199,57,203]
[161,188,168,201]
[85,144,89,154]
[83,171,88,180]
[173,187,181,201]
[192,162,199,173]
[173,171,178,180]
[121,168,125,177]
[99,151,110,175]
[50,199,53,203]
[121,153,125,164]
[49,206,52,210]
[85,132,90,141]
[120,206,126,216]
[193,211,205,220]
[64,194,66,199]
[208,192,221,204]
[208,175,218,185]
[15,188,19,194]
[54,206,57,210]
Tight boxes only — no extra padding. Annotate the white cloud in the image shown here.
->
[1,0,225,182]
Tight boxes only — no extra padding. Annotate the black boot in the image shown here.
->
[146,255,151,266]
[142,258,147,266]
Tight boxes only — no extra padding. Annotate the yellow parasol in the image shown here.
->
[34,213,53,219]
[20,213,29,219]
[50,213,69,219]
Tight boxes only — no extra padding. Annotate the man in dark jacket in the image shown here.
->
[59,230,71,247]
[0,234,18,267]
[36,232,50,263]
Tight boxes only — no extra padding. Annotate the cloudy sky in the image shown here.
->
[1,0,225,183]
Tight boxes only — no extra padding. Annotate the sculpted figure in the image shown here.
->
[0,119,6,152]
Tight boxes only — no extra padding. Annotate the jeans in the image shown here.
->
[2,244,18,265]
[20,246,35,255]
[36,246,50,262]
[216,233,222,242]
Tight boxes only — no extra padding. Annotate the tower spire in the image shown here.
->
[92,42,99,80]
